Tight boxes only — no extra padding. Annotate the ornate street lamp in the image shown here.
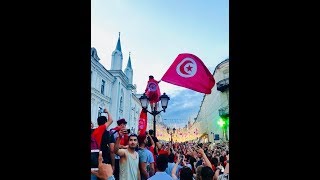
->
[139,93,170,136]
[167,127,176,144]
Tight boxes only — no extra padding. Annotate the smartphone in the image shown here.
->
[126,129,130,134]
[91,149,99,171]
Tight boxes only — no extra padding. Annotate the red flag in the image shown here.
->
[161,53,215,94]
[145,77,161,103]
[138,109,148,135]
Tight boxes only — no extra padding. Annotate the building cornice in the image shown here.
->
[108,70,131,86]
[91,59,115,80]
[127,84,135,90]
[91,88,111,103]
[213,58,229,75]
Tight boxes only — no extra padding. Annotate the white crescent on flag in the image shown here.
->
[176,57,197,78]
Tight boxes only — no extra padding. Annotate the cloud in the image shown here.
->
[160,88,204,128]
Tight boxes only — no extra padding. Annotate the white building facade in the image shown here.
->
[91,34,142,131]
[192,58,229,143]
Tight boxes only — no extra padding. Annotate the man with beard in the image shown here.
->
[114,129,140,180]
[110,118,129,180]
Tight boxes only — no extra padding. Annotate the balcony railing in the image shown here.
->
[217,78,229,92]
[219,106,229,117]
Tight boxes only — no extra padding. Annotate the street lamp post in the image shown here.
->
[139,93,170,137]
[167,127,176,144]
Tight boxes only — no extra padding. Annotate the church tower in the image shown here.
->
[124,52,133,84]
[111,32,123,70]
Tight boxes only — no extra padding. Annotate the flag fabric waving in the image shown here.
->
[161,53,215,94]
[138,109,148,135]
[145,76,161,104]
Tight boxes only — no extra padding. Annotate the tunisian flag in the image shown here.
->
[161,53,215,94]
[145,78,161,103]
[138,109,148,135]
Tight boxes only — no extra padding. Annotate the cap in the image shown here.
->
[117,118,127,125]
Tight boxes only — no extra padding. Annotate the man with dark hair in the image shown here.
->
[201,166,214,180]
[109,118,129,180]
[114,130,140,180]
[92,109,113,149]
[137,134,155,180]
[179,167,194,180]
[91,108,114,180]
[148,154,172,180]
[165,153,177,177]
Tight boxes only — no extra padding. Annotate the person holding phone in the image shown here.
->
[171,154,193,180]
[91,108,114,180]
[91,151,115,180]
[109,118,129,180]
[114,129,140,180]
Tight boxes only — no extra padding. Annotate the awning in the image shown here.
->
[199,132,208,139]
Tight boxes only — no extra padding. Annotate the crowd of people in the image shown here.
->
[91,108,229,180]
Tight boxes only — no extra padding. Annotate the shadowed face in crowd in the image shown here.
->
[119,123,126,128]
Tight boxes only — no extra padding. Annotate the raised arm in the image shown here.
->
[197,148,212,169]
[171,154,181,180]
[147,134,155,147]
[114,129,126,157]
[224,154,229,174]
[103,108,113,128]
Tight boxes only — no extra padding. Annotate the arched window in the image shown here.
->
[119,89,124,116]
[119,97,123,111]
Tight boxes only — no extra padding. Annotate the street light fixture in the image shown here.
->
[139,93,170,137]
[166,127,176,144]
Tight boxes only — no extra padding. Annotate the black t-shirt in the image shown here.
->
[100,130,114,164]
[189,156,197,171]
[195,159,203,168]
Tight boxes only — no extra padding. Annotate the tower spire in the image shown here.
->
[127,52,132,69]
[116,32,122,52]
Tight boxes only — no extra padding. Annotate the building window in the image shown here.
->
[98,107,102,117]
[101,80,105,94]
[119,97,123,112]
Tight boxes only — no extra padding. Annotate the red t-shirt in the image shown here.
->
[92,124,106,148]
[158,149,169,157]
[149,146,157,169]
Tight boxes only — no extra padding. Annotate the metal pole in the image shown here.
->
[153,108,156,137]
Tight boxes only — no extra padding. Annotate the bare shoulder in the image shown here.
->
[117,148,127,157]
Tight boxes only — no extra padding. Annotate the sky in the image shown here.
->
[91,0,229,128]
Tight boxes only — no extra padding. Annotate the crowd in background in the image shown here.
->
[91,108,229,180]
